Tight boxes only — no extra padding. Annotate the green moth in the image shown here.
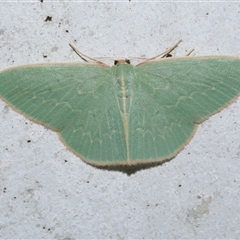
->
[0,41,240,166]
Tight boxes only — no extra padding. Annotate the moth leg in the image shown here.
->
[69,43,108,66]
[185,48,195,56]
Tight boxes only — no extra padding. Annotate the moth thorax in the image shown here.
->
[115,74,132,115]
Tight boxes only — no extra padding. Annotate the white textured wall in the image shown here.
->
[0,2,240,239]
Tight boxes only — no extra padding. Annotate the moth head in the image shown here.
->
[114,59,131,65]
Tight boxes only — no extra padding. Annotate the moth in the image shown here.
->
[0,40,240,166]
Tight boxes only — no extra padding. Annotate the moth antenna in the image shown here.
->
[186,49,194,56]
[69,43,108,66]
[151,39,183,60]
[137,40,183,65]
[160,39,183,58]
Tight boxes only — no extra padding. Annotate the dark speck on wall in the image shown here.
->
[44,16,52,22]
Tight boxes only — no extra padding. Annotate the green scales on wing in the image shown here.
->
[1,42,240,166]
